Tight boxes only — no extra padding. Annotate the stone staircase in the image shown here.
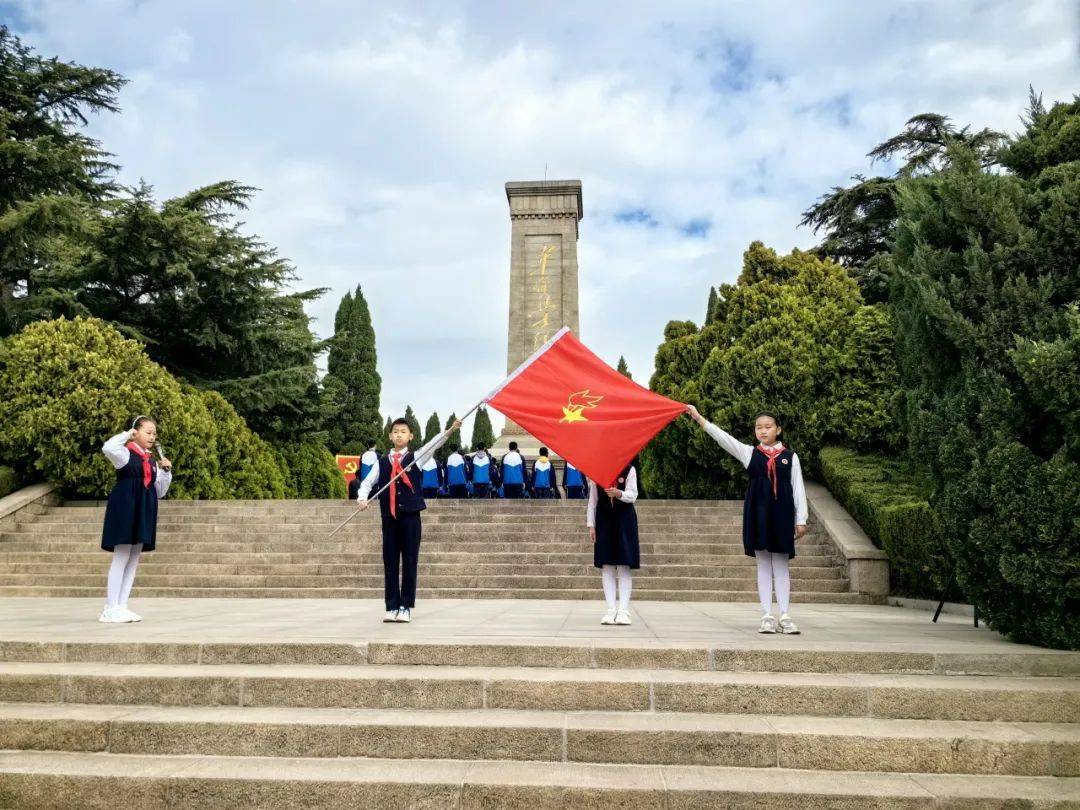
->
[0,637,1076,807]
[0,499,872,603]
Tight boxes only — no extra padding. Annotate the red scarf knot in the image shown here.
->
[126,441,153,489]
[389,451,414,518]
[756,445,785,499]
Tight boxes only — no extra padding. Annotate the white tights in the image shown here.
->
[601,565,632,611]
[106,543,143,608]
[755,551,791,616]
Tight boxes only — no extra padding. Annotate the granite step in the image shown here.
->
[2,750,1074,809]
[0,574,851,592]
[0,703,1075,775]
[1,661,1075,723]
[4,639,1075,677]
[0,586,875,602]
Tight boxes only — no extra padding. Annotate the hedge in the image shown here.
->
[0,466,18,499]
[0,317,340,500]
[818,446,948,599]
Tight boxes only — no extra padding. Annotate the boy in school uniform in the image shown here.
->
[500,441,526,498]
[563,461,587,499]
[445,446,469,498]
[530,447,556,498]
[420,453,443,499]
[356,417,460,622]
[470,445,493,498]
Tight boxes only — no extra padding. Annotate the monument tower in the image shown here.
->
[493,180,583,457]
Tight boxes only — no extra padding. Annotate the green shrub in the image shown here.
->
[279,440,347,499]
[819,446,948,599]
[0,466,18,498]
[0,317,220,498]
[197,390,288,499]
[0,316,295,500]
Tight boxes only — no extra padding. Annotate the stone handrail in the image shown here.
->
[805,481,889,597]
[0,483,60,531]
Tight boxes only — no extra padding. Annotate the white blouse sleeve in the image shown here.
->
[586,481,598,528]
[702,421,754,468]
[618,467,638,504]
[154,468,172,499]
[102,432,132,470]
[791,453,808,525]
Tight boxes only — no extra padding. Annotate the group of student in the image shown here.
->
[347,442,589,501]
[98,406,807,636]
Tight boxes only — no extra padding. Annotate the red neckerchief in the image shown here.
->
[756,444,785,499]
[126,441,152,489]
[389,450,414,518]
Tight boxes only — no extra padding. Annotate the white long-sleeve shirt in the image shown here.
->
[101,432,172,499]
[586,467,638,528]
[356,431,452,502]
[701,421,807,525]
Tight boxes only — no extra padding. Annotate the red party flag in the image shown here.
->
[485,327,685,487]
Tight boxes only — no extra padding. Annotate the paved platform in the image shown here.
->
[0,597,1071,659]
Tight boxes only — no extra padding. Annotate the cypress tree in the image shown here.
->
[470,406,496,449]
[423,411,442,445]
[616,356,632,379]
[324,285,382,450]
[403,405,422,451]
[438,412,462,461]
[705,287,718,324]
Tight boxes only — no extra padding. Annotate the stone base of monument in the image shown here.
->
[0,598,1075,808]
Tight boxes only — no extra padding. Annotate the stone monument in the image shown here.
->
[492,180,583,457]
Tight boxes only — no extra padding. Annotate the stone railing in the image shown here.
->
[805,481,889,597]
[0,483,60,532]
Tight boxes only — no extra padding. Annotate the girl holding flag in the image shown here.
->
[686,405,807,634]
[587,457,640,625]
[99,416,173,623]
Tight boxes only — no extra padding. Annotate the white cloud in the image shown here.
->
[7,0,1078,438]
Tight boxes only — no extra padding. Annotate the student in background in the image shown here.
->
[470,444,492,498]
[501,442,526,498]
[530,447,556,498]
[445,445,469,498]
[563,461,587,499]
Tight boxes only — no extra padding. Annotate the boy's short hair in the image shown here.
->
[476,444,486,451]
[539,446,548,456]
[450,445,459,453]
[390,418,411,429]
[508,441,518,451]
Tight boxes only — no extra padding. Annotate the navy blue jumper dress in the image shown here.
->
[593,464,641,570]
[101,450,161,552]
[742,447,797,559]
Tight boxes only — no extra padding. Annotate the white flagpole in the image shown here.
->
[327,327,571,539]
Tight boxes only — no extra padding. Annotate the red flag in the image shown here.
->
[485,327,685,487]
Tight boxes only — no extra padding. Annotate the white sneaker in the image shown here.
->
[615,609,632,625]
[601,609,617,625]
[758,614,778,634]
[384,610,399,623]
[396,608,411,623]
[778,614,800,635]
[98,606,130,624]
[118,606,142,622]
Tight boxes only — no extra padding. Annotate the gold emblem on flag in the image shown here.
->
[561,389,603,423]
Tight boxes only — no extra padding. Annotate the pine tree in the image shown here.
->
[324,285,382,450]
[705,287,718,324]
[616,356,632,380]
[470,406,496,449]
[403,405,422,451]
[423,411,442,445]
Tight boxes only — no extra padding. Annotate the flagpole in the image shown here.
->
[328,327,572,539]
[326,401,484,539]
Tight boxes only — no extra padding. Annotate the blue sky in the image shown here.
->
[5,1,1078,438]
